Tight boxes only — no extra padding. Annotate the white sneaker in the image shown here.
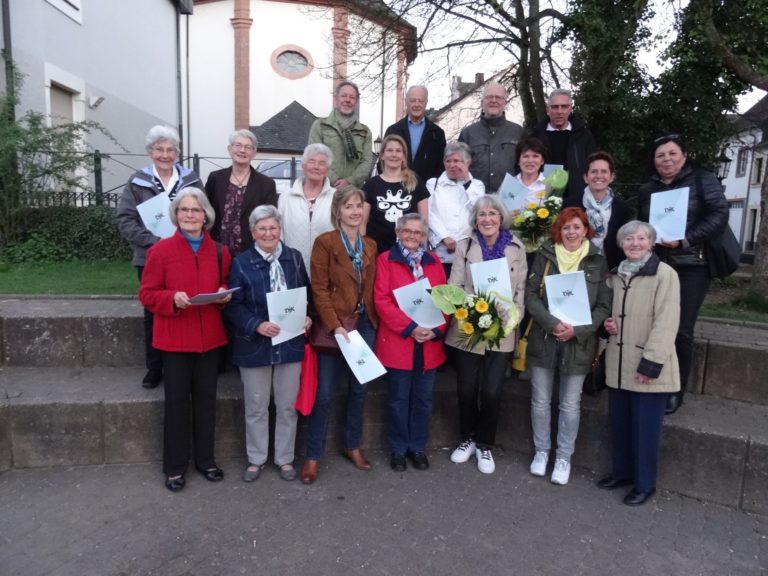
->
[476,447,495,474]
[450,439,476,463]
[530,451,549,477]
[551,458,571,485]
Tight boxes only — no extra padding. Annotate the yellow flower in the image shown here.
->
[454,307,469,320]
[537,208,549,219]
[475,299,489,313]
[535,191,546,198]
[527,202,539,210]
[462,322,475,335]
[513,215,525,226]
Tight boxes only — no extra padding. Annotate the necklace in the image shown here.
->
[231,169,250,189]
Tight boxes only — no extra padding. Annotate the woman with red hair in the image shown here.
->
[524,207,612,485]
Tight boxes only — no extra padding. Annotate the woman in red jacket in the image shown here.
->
[139,187,233,492]
[374,213,447,471]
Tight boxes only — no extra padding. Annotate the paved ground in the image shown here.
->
[1,452,766,576]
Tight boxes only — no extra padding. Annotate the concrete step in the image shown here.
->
[1,364,765,515]
[3,297,768,406]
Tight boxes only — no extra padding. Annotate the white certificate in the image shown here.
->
[393,278,444,329]
[543,164,564,178]
[470,257,512,303]
[137,192,176,238]
[649,187,689,243]
[498,173,528,213]
[544,271,592,327]
[189,287,241,306]
[335,330,387,384]
[266,286,307,345]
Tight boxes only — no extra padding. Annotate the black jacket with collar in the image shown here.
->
[384,116,446,183]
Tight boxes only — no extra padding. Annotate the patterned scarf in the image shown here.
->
[582,186,614,244]
[255,242,287,292]
[331,109,360,161]
[618,252,652,280]
[475,228,513,261]
[397,240,425,280]
[340,229,364,284]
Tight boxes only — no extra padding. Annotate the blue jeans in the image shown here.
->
[531,366,586,461]
[387,344,436,455]
[305,315,376,460]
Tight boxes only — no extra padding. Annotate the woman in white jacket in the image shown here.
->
[426,141,485,278]
[278,143,336,276]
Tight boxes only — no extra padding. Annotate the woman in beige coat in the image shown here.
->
[599,220,680,506]
[445,195,527,474]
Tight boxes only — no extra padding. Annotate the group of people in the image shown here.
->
[115,78,729,507]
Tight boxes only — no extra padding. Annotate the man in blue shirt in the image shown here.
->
[384,85,446,183]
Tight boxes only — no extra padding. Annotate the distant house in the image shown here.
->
[188,0,416,182]
[431,72,525,141]
[719,96,768,252]
[0,0,189,196]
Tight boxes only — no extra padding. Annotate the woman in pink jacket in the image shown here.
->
[374,213,447,472]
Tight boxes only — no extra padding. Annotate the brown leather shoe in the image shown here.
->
[301,459,319,484]
[342,448,372,471]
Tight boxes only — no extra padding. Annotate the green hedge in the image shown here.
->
[1,205,131,263]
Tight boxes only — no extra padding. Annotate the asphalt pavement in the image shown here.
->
[1,450,766,576]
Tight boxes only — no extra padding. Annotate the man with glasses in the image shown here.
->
[458,82,523,193]
[384,85,446,183]
[308,80,372,188]
[529,89,596,202]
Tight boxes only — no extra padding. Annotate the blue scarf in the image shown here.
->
[397,240,425,280]
[340,229,364,284]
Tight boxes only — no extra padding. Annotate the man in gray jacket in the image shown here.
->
[458,82,523,193]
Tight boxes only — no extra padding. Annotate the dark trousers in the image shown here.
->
[386,344,436,455]
[454,347,511,448]
[136,266,162,372]
[608,388,667,492]
[674,265,710,395]
[162,349,221,476]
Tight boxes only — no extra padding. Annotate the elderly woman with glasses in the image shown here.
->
[205,129,278,257]
[374,213,447,472]
[278,143,337,274]
[139,187,232,492]
[226,205,312,483]
[446,195,527,475]
[117,125,202,389]
[600,221,680,506]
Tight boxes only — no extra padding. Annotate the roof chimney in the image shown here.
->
[475,73,485,85]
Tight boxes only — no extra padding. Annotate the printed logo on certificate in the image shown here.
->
[544,271,592,327]
[266,286,307,345]
[470,257,512,302]
[392,278,444,329]
[137,192,176,238]
[498,173,528,213]
[649,187,689,243]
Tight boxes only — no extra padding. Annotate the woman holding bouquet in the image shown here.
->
[446,195,527,474]
[524,207,612,485]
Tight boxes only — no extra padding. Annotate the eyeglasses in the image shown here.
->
[477,211,501,218]
[399,228,425,237]
[305,158,328,167]
[231,143,255,151]
[653,133,681,144]
[178,207,203,215]
[483,95,506,102]
[152,146,178,155]
[254,226,279,234]
[548,104,572,110]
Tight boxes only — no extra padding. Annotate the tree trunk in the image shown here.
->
[750,174,768,293]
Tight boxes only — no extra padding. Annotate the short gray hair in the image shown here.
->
[616,220,657,247]
[248,204,281,230]
[395,213,428,235]
[335,80,360,98]
[469,194,509,228]
[482,81,507,100]
[547,89,572,105]
[145,125,180,154]
[302,143,333,167]
[228,129,258,149]
[444,141,471,163]
[406,85,428,99]
[169,187,215,230]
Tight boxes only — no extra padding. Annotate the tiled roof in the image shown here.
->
[251,101,317,154]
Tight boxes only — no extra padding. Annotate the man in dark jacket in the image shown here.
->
[384,85,446,183]
[458,82,524,193]
[529,89,597,203]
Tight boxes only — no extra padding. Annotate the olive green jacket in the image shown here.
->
[308,113,372,188]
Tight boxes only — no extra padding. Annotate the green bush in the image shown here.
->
[1,205,131,263]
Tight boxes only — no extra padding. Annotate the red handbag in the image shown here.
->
[295,340,318,416]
